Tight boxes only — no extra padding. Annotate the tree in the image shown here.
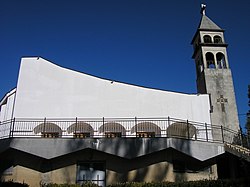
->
[246,85,250,135]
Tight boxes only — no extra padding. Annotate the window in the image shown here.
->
[216,52,227,69]
[74,132,91,138]
[98,122,126,137]
[196,59,204,75]
[42,132,59,138]
[34,122,62,138]
[131,122,161,137]
[67,122,94,138]
[77,162,105,187]
[206,52,216,69]
[105,132,122,138]
[214,35,222,43]
[203,35,212,43]
[136,132,155,137]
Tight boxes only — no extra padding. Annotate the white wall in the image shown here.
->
[0,89,16,122]
[13,57,211,124]
[0,89,16,138]
[0,104,6,122]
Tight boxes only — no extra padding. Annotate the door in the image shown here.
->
[77,162,105,187]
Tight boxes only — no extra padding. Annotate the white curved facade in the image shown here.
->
[0,88,16,122]
[7,57,211,124]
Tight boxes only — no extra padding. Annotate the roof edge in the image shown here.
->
[0,88,16,106]
[21,56,205,97]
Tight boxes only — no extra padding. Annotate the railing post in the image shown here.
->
[240,127,243,146]
[102,117,105,137]
[247,132,250,148]
[135,117,137,137]
[9,118,15,138]
[204,123,208,141]
[75,117,78,137]
[167,116,170,137]
[187,120,190,139]
[43,118,46,137]
[12,118,15,137]
[8,120,12,138]
[221,125,224,143]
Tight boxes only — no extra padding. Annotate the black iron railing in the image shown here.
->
[0,117,249,148]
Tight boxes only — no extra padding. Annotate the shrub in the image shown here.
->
[106,178,250,187]
[0,181,29,187]
[40,181,99,187]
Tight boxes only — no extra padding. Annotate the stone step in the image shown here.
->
[224,143,250,162]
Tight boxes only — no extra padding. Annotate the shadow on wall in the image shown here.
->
[0,136,212,185]
[77,138,206,183]
[171,138,190,182]
[110,164,170,183]
[64,137,206,183]
[0,161,13,181]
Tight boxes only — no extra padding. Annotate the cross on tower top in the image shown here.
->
[200,4,206,15]
[217,95,228,112]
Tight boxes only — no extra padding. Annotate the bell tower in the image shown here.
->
[191,5,239,140]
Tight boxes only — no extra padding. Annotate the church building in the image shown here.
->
[0,5,248,187]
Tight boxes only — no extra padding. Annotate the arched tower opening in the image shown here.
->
[205,52,215,69]
[203,35,212,43]
[216,52,227,69]
[214,35,222,43]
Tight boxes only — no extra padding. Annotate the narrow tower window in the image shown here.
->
[214,35,222,43]
[196,59,204,76]
[203,35,212,43]
[216,52,227,69]
[206,52,215,68]
[198,59,204,73]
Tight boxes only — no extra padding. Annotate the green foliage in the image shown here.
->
[0,181,29,187]
[4,179,249,187]
[107,178,250,187]
[40,181,99,187]
[246,85,250,133]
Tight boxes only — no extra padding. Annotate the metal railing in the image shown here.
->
[0,117,249,148]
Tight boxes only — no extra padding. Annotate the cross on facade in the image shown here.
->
[217,95,228,112]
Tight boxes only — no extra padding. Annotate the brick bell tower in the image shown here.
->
[191,4,240,141]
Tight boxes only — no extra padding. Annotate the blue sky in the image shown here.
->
[0,0,249,129]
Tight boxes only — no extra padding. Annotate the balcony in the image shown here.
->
[0,117,249,162]
[0,117,246,145]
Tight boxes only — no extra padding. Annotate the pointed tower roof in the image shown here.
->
[197,4,223,31]
[191,4,224,44]
[198,14,222,31]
